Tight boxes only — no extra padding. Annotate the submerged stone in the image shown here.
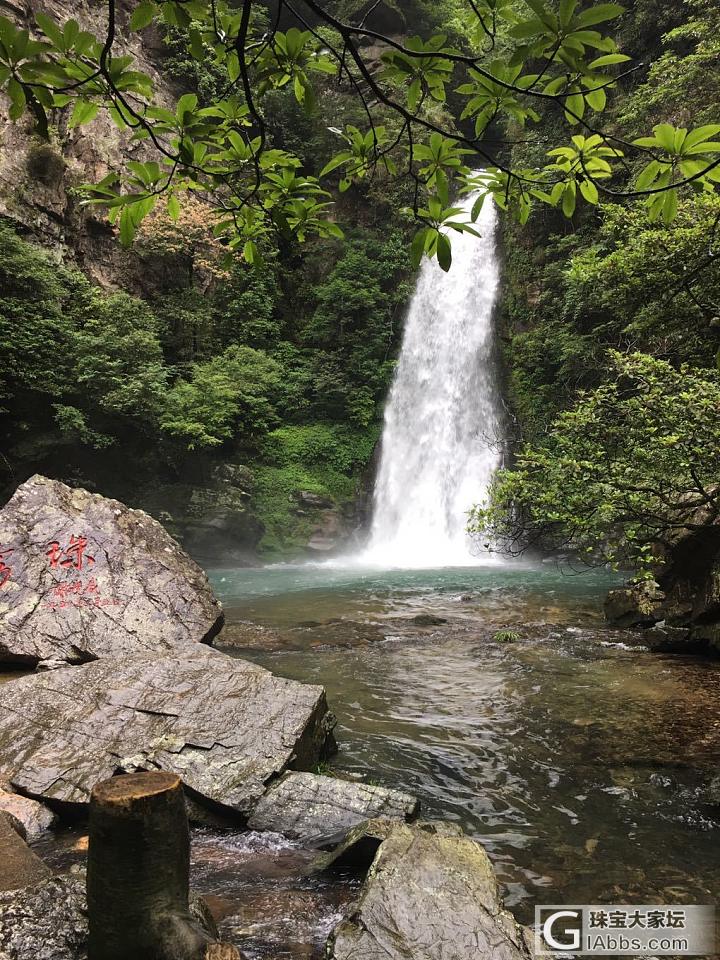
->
[0,653,336,813]
[0,475,224,666]
[325,820,532,960]
[247,772,418,844]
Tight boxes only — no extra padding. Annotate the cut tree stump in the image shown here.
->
[87,772,240,960]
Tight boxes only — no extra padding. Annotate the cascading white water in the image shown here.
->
[362,193,503,568]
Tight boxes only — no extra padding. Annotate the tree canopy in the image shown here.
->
[471,352,720,573]
[1,0,720,269]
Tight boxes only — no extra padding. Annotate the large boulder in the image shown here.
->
[0,475,224,666]
[0,652,336,814]
[0,875,87,960]
[0,787,56,837]
[325,821,532,960]
[0,812,52,891]
[604,580,665,627]
[247,772,418,844]
[0,874,226,960]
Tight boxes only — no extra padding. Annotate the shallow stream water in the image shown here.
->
[17,560,720,957]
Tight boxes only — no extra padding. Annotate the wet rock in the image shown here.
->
[643,623,701,654]
[0,812,52,891]
[313,818,396,873]
[0,475,224,667]
[295,491,335,510]
[701,775,720,807]
[604,581,665,627]
[411,614,448,627]
[0,875,87,959]
[247,773,418,844]
[0,653,336,813]
[326,820,531,960]
[0,787,56,837]
[36,658,70,672]
[0,875,228,960]
[689,621,720,653]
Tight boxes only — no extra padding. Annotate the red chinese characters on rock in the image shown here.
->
[46,535,95,571]
[0,547,13,588]
[46,577,120,611]
[44,535,119,612]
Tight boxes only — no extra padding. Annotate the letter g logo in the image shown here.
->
[543,910,581,951]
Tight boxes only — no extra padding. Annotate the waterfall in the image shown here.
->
[362,193,503,568]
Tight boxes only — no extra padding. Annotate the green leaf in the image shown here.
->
[119,205,137,246]
[167,193,180,221]
[408,77,421,112]
[559,0,578,27]
[579,178,598,203]
[562,181,576,216]
[437,232,452,271]
[471,193,486,221]
[129,1,157,31]
[176,92,198,122]
[565,91,585,123]
[576,3,624,27]
[635,160,661,190]
[35,11,64,47]
[7,76,25,121]
[319,152,351,178]
[588,53,631,68]
[662,188,677,225]
[411,227,427,268]
[653,123,678,153]
[68,99,98,128]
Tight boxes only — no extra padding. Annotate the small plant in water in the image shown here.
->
[315,761,336,777]
[494,630,521,643]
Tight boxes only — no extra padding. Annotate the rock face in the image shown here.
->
[325,821,531,960]
[247,773,418,844]
[0,475,224,666]
[0,787,56,837]
[0,653,336,813]
[0,875,87,960]
[0,813,52,891]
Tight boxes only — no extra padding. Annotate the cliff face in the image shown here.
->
[0,0,168,290]
[0,2,395,567]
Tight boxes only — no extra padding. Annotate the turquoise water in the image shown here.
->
[210,560,720,924]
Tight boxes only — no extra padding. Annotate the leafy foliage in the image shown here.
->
[0,0,718,271]
[472,353,720,572]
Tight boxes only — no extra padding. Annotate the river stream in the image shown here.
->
[15,559,720,957]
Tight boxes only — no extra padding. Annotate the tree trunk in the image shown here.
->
[87,772,226,960]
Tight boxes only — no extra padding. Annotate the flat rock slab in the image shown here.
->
[327,821,531,960]
[0,654,335,813]
[0,787,56,837]
[0,475,223,666]
[0,812,52,891]
[248,772,418,844]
